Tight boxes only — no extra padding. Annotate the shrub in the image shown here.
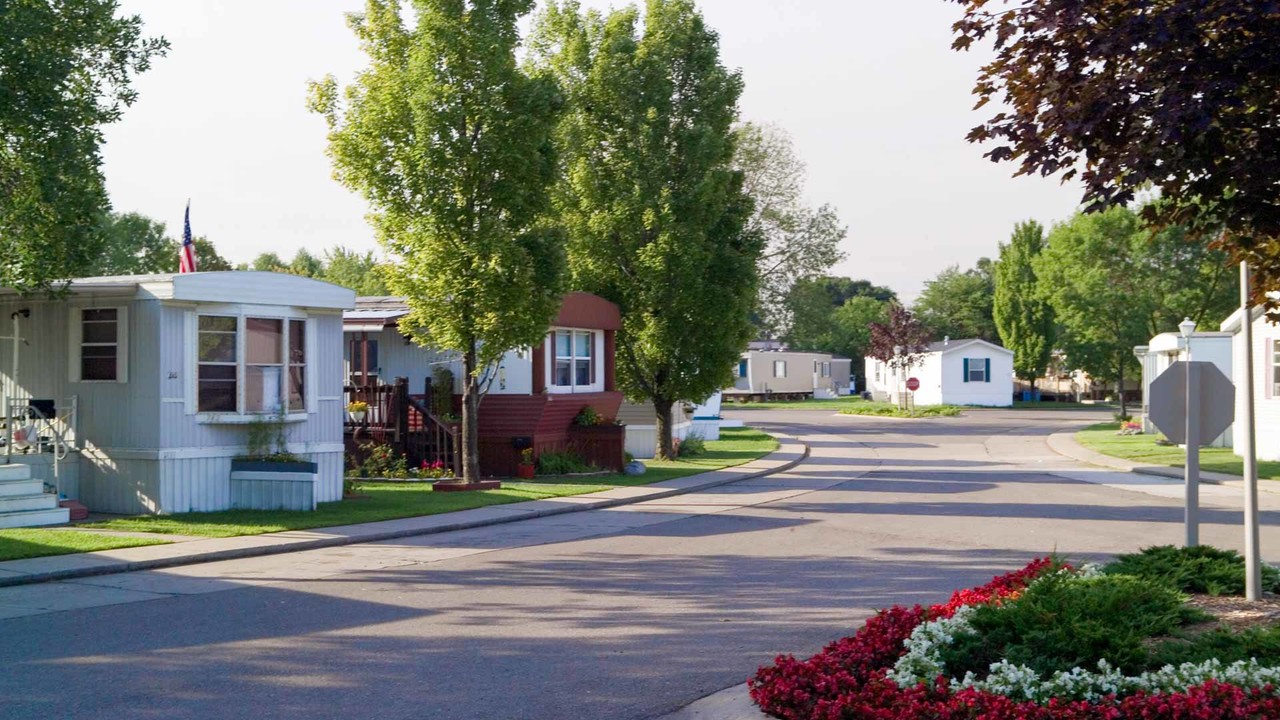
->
[431,367,454,418]
[536,450,593,475]
[1104,545,1280,596]
[1149,625,1280,670]
[574,406,601,426]
[353,442,407,478]
[678,432,706,457]
[937,573,1200,678]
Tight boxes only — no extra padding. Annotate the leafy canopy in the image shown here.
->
[913,259,998,344]
[533,0,759,451]
[993,221,1055,383]
[309,0,565,372]
[950,1,1280,298]
[0,0,168,293]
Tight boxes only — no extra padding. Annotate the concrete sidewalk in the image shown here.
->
[1046,431,1280,494]
[0,439,807,589]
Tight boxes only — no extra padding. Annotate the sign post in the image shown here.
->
[1240,261,1262,600]
[906,377,920,414]
[1148,360,1235,548]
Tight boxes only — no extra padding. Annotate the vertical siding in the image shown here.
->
[80,454,161,515]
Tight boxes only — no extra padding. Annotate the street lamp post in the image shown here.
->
[1179,317,1199,547]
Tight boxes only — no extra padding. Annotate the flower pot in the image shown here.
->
[516,464,536,479]
[348,410,367,423]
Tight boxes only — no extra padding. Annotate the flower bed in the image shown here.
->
[750,547,1280,719]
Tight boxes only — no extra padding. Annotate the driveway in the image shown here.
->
[1,407,1273,720]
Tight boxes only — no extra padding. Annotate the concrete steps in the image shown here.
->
[0,465,69,528]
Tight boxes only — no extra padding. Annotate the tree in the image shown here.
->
[0,0,167,293]
[913,261,998,343]
[289,248,324,278]
[783,275,897,351]
[250,253,289,273]
[186,237,234,272]
[311,0,565,484]
[949,1,1280,302]
[734,122,846,339]
[993,221,1055,389]
[321,246,390,296]
[827,296,888,389]
[87,211,174,276]
[868,304,931,374]
[533,0,760,459]
[1035,206,1238,417]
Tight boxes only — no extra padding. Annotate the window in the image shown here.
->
[822,362,831,378]
[198,316,238,412]
[738,359,748,378]
[197,315,308,414]
[965,357,989,383]
[553,330,595,389]
[80,309,120,381]
[773,360,787,378]
[875,363,881,382]
[1273,340,1280,397]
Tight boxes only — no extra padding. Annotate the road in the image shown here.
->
[2,408,1276,720]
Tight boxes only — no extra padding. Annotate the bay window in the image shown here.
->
[196,314,308,414]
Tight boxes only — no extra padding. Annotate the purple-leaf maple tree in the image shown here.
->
[868,304,931,369]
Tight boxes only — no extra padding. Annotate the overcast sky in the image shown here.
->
[102,0,1086,301]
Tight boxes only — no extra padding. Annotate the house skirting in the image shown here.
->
[72,442,343,515]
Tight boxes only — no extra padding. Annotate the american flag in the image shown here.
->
[179,202,197,273]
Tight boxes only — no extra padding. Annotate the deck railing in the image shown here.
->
[344,377,459,477]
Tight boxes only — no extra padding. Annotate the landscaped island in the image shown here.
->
[751,546,1280,718]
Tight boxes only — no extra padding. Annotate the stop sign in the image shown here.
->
[906,377,920,391]
[1148,361,1235,444]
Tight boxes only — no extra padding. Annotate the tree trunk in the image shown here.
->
[1117,363,1128,419]
[654,396,676,461]
[461,341,481,483]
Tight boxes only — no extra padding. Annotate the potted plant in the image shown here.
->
[230,412,319,510]
[516,447,536,479]
[347,400,369,423]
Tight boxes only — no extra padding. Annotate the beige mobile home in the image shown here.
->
[729,350,844,400]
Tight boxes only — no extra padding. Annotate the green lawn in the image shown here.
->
[0,529,171,562]
[724,396,962,416]
[79,427,778,539]
[1012,400,1115,410]
[839,401,963,418]
[1076,422,1280,480]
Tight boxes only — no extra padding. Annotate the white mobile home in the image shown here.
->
[0,272,354,520]
[864,338,1014,407]
[1222,305,1280,461]
[1134,331,1234,447]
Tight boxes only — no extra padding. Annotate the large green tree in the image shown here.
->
[950,0,1280,303]
[1037,206,1237,417]
[0,0,167,293]
[913,259,998,343]
[533,0,760,459]
[783,275,897,352]
[734,122,846,340]
[321,246,390,296]
[827,296,888,389]
[86,211,174,276]
[311,0,566,483]
[993,221,1055,388]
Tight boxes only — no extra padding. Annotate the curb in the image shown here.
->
[1045,431,1278,491]
[0,438,810,589]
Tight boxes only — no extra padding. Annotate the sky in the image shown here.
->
[102,0,1087,301]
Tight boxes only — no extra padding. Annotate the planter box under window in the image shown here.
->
[230,459,318,511]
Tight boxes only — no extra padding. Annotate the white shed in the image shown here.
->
[865,338,1014,407]
[1222,305,1280,461]
[1134,331,1234,447]
[0,272,354,521]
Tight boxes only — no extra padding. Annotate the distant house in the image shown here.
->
[728,349,849,400]
[343,292,626,476]
[0,272,355,524]
[864,338,1014,407]
[1134,330,1234,447]
[1221,304,1280,461]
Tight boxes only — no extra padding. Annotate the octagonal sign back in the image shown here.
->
[1148,361,1235,445]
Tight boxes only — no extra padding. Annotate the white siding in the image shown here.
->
[1235,315,1280,462]
[938,349,1014,407]
[343,327,532,395]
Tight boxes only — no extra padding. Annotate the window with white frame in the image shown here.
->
[197,315,307,414]
[1273,340,1280,397]
[773,360,787,378]
[822,362,831,378]
[77,308,125,381]
[552,329,595,389]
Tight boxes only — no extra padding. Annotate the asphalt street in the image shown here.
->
[2,408,1275,720]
